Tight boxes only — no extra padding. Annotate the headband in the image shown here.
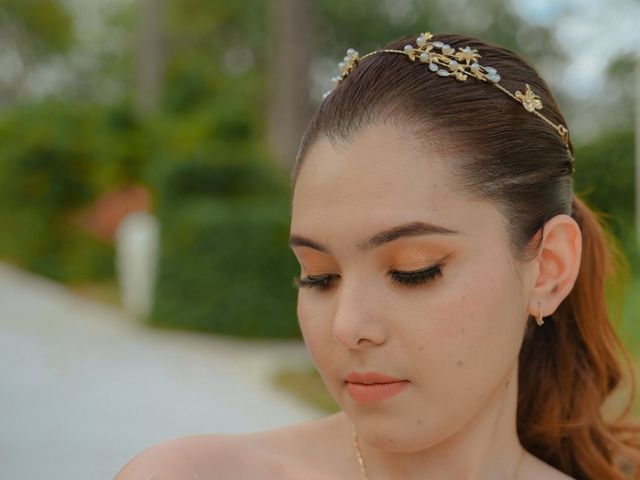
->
[325,32,574,169]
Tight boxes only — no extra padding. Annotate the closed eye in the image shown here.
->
[293,264,443,291]
[389,264,443,287]
[293,274,338,291]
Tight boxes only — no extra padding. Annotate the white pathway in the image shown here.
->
[0,263,322,479]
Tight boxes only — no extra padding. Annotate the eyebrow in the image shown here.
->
[288,220,461,254]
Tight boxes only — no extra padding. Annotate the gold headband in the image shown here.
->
[325,32,573,164]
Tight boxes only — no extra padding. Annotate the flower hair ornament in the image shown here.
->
[325,32,574,171]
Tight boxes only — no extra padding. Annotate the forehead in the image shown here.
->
[291,124,505,251]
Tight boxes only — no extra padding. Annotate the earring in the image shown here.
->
[535,302,544,326]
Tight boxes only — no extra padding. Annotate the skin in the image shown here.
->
[114,123,582,480]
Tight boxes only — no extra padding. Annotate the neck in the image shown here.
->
[346,363,525,480]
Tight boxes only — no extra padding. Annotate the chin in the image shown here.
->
[349,404,466,454]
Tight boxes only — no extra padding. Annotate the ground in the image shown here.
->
[0,262,321,479]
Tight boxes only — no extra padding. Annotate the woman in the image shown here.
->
[115,32,640,479]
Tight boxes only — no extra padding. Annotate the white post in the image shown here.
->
[115,211,160,319]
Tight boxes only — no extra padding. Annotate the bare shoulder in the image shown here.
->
[113,414,348,480]
[113,434,252,480]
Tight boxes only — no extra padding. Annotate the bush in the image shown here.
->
[0,101,138,282]
[573,131,634,234]
[151,197,300,338]
[150,157,299,338]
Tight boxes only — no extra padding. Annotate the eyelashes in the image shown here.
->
[390,265,443,286]
[293,264,443,291]
[293,274,337,291]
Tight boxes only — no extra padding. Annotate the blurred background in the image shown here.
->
[0,0,638,478]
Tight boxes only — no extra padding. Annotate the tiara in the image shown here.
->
[324,32,573,166]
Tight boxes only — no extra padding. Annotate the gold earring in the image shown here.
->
[535,302,544,326]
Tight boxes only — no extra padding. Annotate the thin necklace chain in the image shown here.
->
[352,424,526,479]
[353,424,368,477]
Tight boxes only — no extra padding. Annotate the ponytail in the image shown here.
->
[517,194,640,479]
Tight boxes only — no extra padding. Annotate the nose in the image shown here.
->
[332,282,387,350]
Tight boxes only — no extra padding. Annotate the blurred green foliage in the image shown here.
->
[0,101,144,281]
[151,161,299,338]
[0,0,73,53]
[574,130,638,269]
[315,0,539,55]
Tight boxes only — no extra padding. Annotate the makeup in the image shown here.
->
[345,372,410,403]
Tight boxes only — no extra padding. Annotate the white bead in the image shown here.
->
[404,44,414,53]
[416,36,426,47]
[338,61,345,69]
[484,66,497,74]
[437,69,450,76]
[433,41,444,48]
[470,63,480,72]
[486,73,501,82]
[419,52,429,62]
[346,48,356,56]
[429,63,438,72]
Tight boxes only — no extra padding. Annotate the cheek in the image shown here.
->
[402,262,524,405]
[297,295,333,366]
[296,295,350,402]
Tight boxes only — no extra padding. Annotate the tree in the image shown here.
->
[0,0,73,108]
[266,0,313,170]
[135,0,166,116]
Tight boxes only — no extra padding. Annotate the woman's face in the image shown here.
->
[289,123,533,452]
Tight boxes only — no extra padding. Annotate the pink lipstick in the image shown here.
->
[345,372,409,403]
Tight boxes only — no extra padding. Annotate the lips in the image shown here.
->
[344,371,409,403]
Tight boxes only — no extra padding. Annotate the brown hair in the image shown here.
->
[291,33,640,479]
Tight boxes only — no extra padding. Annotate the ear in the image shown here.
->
[528,214,582,318]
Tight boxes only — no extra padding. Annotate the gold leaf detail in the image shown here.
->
[515,84,543,112]
[454,47,480,65]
